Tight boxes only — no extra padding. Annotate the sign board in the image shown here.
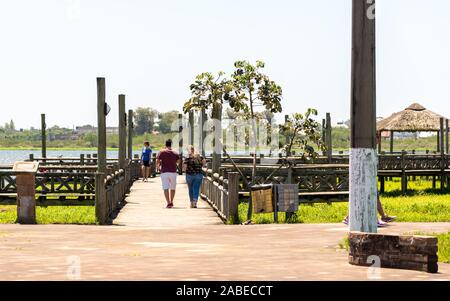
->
[12,161,40,173]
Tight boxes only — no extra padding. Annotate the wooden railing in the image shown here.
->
[200,168,239,224]
[95,159,141,224]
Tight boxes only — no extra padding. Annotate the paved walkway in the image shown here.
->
[0,177,449,281]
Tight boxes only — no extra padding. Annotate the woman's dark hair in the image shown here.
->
[165,139,172,148]
[144,141,150,147]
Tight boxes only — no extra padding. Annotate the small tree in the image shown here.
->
[157,111,180,134]
[281,109,325,161]
[134,107,158,135]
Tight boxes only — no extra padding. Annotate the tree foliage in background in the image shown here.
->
[281,109,325,161]
[134,107,158,135]
[157,110,180,134]
[183,72,231,114]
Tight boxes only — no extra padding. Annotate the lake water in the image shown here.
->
[0,149,351,164]
[0,150,119,164]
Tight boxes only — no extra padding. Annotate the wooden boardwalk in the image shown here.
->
[114,176,223,227]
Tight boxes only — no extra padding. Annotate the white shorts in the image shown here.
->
[161,172,177,190]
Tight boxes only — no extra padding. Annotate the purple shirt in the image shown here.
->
[157,149,180,173]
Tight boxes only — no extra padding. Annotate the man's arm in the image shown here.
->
[156,158,161,172]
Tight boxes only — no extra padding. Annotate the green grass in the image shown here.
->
[0,205,96,224]
[239,179,450,224]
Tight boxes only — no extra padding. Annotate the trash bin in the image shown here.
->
[251,184,274,214]
[274,184,299,213]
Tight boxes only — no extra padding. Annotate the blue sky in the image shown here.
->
[0,0,449,129]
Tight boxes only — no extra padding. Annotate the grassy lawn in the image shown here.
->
[0,205,96,225]
[238,179,450,224]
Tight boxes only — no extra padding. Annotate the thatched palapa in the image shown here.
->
[377,103,446,133]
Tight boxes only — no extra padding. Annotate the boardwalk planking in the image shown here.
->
[114,176,223,227]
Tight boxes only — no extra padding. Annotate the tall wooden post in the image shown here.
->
[41,114,47,159]
[322,118,327,156]
[212,103,222,174]
[128,109,133,160]
[377,132,381,153]
[199,109,207,157]
[178,113,184,175]
[118,95,126,170]
[440,118,445,190]
[285,115,291,157]
[97,78,107,173]
[349,0,378,233]
[437,130,441,153]
[446,119,449,154]
[326,113,332,163]
[188,111,194,146]
[390,131,394,154]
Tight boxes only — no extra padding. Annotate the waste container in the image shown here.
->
[251,184,274,214]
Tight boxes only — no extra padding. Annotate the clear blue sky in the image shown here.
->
[1,0,449,129]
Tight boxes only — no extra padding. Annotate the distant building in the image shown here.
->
[75,125,118,135]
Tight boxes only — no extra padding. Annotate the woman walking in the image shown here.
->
[183,145,206,208]
[141,141,152,182]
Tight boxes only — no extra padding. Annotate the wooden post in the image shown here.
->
[80,154,85,165]
[227,172,239,224]
[349,0,378,233]
[95,173,108,225]
[326,113,332,163]
[128,109,134,160]
[188,111,194,146]
[178,113,184,175]
[437,131,440,153]
[380,176,385,193]
[446,119,449,154]
[285,115,291,157]
[199,109,207,157]
[212,103,222,174]
[118,95,126,170]
[401,151,407,194]
[322,119,327,156]
[41,114,47,159]
[97,78,107,174]
[390,131,394,154]
[233,122,238,153]
[377,131,382,154]
[440,118,445,191]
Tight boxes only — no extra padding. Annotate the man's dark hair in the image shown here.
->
[144,141,150,146]
[165,139,172,148]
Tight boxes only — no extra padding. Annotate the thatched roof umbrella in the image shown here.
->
[376,103,448,153]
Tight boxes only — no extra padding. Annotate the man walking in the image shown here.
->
[156,139,180,208]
